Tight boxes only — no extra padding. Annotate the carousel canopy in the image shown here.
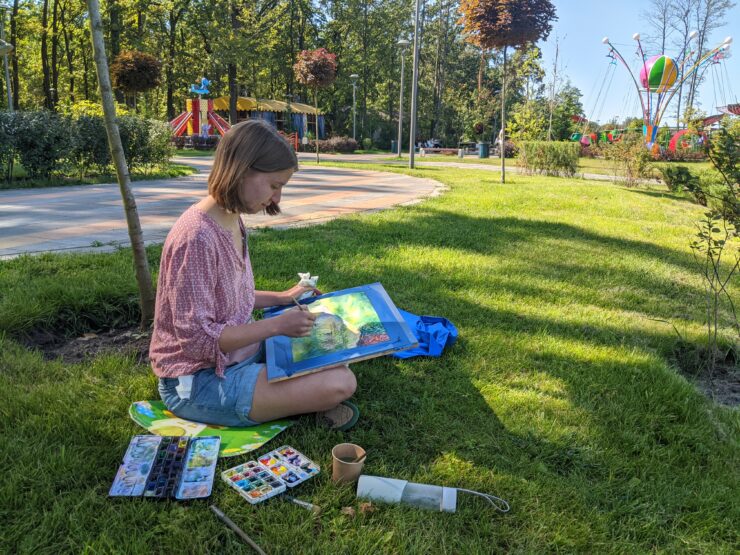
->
[212,96,321,115]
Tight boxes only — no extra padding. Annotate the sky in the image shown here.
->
[537,0,740,127]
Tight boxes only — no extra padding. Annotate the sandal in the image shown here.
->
[316,401,360,432]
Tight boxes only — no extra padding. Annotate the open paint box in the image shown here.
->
[221,445,320,504]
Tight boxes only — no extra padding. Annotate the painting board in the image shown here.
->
[264,282,417,382]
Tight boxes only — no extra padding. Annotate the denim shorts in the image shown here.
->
[158,347,264,427]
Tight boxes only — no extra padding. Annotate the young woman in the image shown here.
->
[149,120,358,430]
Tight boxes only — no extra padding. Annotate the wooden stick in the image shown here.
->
[210,505,267,555]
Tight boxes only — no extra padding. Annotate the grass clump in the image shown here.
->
[1,165,738,553]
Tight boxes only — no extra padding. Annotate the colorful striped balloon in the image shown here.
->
[640,55,678,92]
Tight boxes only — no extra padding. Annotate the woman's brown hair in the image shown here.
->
[208,119,298,215]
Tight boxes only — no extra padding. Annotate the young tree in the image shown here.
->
[458,0,557,182]
[294,48,337,163]
[110,50,162,109]
[86,0,156,327]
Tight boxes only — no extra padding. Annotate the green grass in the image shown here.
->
[1,165,739,553]
[392,153,713,179]
[173,148,218,157]
[0,163,197,190]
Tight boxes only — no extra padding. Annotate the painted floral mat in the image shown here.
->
[129,401,293,457]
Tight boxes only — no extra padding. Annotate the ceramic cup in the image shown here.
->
[331,443,366,484]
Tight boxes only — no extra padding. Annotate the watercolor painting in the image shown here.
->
[291,292,391,362]
[265,283,418,382]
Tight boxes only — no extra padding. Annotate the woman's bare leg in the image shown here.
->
[248,364,356,422]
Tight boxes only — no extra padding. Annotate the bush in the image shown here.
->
[71,115,111,175]
[517,141,580,177]
[118,116,151,171]
[0,110,174,183]
[144,120,174,167]
[303,136,358,153]
[13,111,72,178]
[362,137,373,150]
[493,140,518,158]
[0,112,15,178]
[660,165,698,193]
[602,135,654,185]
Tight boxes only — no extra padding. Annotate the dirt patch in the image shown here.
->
[686,364,740,408]
[673,343,739,408]
[21,327,151,365]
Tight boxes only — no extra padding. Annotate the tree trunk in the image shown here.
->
[500,46,506,184]
[108,0,124,103]
[10,0,19,109]
[314,90,320,164]
[41,0,52,109]
[167,8,178,120]
[51,0,59,108]
[61,1,75,103]
[228,63,238,124]
[80,32,90,100]
[86,0,156,327]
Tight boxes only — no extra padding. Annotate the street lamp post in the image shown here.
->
[396,38,409,157]
[350,74,359,141]
[408,0,421,169]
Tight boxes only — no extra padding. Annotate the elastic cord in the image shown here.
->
[457,488,510,513]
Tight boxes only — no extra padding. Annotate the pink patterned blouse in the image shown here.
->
[149,205,259,378]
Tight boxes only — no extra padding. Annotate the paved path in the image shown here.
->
[0,155,441,259]
[316,152,661,184]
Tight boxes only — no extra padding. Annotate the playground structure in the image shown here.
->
[169,78,324,150]
[577,33,734,152]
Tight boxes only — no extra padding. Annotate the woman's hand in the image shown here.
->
[280,282,322,304]
[275,307,317,337]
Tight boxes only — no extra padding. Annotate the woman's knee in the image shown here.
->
[328,366,356,403]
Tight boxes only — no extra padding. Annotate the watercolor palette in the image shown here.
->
[109,435,220,500]
[221,445,320,504]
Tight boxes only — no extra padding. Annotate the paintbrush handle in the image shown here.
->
[285,495,322,514]
[210,505,268,555]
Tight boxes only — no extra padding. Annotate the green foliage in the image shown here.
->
[143,120,175,169]
[362,137,373,150]
[12,111,72,178]
[507,100,547,141]
[63,100,131,118]
[0,111,173,181]
[548,82,584,141]
[601,134,654,185]
[71,115,111,173]
[517,141,579,177]
[0,112,15,176]
[660,165,699,193]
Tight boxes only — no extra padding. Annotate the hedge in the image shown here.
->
[0,110,173,181]
[517,141,580,177]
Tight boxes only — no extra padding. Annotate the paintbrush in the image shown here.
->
[291,296,308,311]
[284,494,322,514]
[210,505,267,555]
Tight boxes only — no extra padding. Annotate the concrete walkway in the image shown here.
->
[0,155,442,259]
